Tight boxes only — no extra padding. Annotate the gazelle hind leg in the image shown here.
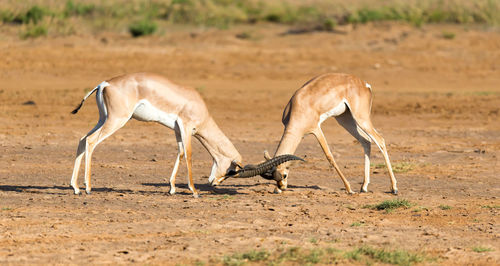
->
[356,121,398,194]
[312,126,355,194]
[83,116,130,194]
[70,136,90,194]
[70,117,107,194]
[177,119,199,198]
[335,110,372,193]
[169,128,184,195]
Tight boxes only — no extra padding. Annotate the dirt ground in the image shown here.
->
[0,22,499,265]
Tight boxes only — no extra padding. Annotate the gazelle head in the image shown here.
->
[228,154,304,190]
[272,162,290,190]
[209,157,241,186]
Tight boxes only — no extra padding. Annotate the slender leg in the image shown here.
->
[70,119,107,194]
[312,126,355,194]
[169,129,184,195]
[356,121,398,194]
[70,137,89,194]
[177,120,199,198]
[83,117,129,194]
[335,110,372,192]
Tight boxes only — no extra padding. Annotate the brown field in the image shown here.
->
[0,22,499,264]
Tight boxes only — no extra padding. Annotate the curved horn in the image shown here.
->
[236,154,304,178]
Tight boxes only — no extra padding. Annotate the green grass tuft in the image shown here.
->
[129,19,157,37]
[15,5,49,25]
[481,205,500,209]
[472,246,493,253]
[350,221,364,227]
[442,31,456,39]
[438,204,452,210]
[21,24,48,39]
[348,246,426,265]
[223,249,270,265]
[372,199,412,213]
[64,0,95,17]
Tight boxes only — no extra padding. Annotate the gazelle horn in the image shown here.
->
[235,154,304,178]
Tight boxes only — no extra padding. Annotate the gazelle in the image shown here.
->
[70,73,251,198]
[263,73,398,194]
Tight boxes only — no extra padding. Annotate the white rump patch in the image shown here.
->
[132,99,178,129]
[99,81,110,88]
[319,99,348,125]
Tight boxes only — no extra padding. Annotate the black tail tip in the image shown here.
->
[71,102,83,114]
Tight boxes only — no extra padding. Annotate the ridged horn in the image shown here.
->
[236,154,304,178]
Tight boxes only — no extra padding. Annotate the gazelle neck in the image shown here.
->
[274,127,302,157]
[195,117,242,177]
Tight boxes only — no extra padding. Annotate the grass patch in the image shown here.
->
[368,199,413,213]
[274,247,330,264]
[438,205,452,210]
[372,161,415,173]
[14,5,50,25]
[392,162,415,173]
[129,19,157,37]
[21,24,48,39]
[219,245,430,265]
[412,206,429,212]
[346,246,426,265]
[64,0,95,17]
[350,221,364,227]
[472,246,494,253]
[481,205,500,209]
[442,31,456,39]
[223,249,270,265]
[2,0,500,38]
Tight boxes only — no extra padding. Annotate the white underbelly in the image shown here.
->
[132,99,177,129]
[319,99,348,125]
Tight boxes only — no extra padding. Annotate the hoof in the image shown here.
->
[274,187,283,194]
[347,190,356,195]
[391,189,398,195]
[73,190,81,195]
[192,193,200,198]
[85,190,91,195]
[169,190,176,195]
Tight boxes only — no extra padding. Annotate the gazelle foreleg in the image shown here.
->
[169,128,184,195]
[312,126,355,194]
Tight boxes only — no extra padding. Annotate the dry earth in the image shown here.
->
[0,22,499,264]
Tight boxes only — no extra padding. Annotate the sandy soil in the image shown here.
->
[0,22,499,264]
